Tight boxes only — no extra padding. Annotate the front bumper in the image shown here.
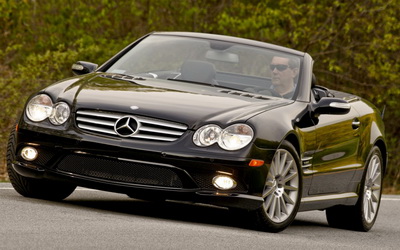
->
[11,161,264,210]
[12,126,269,210]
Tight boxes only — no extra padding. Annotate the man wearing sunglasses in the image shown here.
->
[269,56,299,98]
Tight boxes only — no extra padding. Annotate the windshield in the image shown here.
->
[106,35,302,99]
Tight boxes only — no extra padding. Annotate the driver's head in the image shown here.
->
[270,56,299,96]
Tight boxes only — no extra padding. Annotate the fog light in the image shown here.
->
[21,147,38,161]
[212,175,237,190]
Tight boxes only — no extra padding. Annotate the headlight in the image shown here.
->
[193,124,253,151]
[193,124,222,147]
[49,102,70,125]
[26,94,53,122]
[219,124,254,150]
[26,94,70,125]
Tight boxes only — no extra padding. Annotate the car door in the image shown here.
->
[308,96,362,195]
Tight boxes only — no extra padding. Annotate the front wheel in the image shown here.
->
[7,124,76,201]
[326,146,383,231]
[252,140,302,233]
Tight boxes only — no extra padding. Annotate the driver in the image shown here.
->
[269,56,299,98]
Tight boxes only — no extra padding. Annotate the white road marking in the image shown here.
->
[382,197,400,201]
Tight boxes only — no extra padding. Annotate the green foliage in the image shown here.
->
[215,0,400,193]
[0,0,399,192]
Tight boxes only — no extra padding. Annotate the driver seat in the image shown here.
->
[178,60,218,85]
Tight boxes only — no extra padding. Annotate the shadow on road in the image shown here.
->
[62,194,329,232]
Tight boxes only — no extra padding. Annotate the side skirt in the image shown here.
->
[299,192,358,212]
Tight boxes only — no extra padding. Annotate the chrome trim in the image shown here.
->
[76,117,115,126]
[129,134,178,142]
[301,192,358,203]
[137,118,187,130]
[77,110,122,119]
[301,156,313,168]
[140,126,184,136]
[77,124,115,135]
[344,96,360,102]
[76,110,187,142]
[329,102,351,109]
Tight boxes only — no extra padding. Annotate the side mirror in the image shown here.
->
[312,97,351,115]
[72,61,98,75]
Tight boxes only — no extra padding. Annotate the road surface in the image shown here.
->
[1,183,399,249]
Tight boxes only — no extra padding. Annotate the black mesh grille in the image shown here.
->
[57,154,183,188]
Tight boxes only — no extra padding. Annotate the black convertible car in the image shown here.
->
[7,32,387,232]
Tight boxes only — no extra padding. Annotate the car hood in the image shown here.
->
[49,73,292,129]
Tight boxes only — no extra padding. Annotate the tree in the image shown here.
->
[1,0,399,191]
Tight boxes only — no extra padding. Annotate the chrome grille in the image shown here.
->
[76,110,187,142]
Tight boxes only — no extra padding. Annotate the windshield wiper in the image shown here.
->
[167,78,217,87]
[214,85,245,92]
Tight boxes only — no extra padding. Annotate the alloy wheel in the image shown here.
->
[363,154,382,223]
[262,149,299,223]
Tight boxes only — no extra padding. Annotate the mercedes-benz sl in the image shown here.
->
[7,32,387,232]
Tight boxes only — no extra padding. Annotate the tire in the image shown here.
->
[6,124,76,201]
[252,140,302,233]
[326,146,383,231]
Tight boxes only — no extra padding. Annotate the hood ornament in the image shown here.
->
[130,106,139,110]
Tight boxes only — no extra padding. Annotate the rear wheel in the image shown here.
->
[326,146,383,231]
[252,141,302,233]
[7,124,76,201]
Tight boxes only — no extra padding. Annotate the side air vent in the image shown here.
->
[219,89,271,100]
[100,74,146,82]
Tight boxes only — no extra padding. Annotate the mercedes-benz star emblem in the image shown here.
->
[114,116,140,137]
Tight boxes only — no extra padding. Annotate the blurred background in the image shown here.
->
[1,0,399,192]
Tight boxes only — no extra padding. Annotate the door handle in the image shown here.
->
[352,118,360,129]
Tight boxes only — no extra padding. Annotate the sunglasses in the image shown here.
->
[270,64,289,71]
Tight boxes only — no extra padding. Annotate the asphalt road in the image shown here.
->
[1,182,399,250]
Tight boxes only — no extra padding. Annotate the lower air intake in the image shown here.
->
[57,154,183,188]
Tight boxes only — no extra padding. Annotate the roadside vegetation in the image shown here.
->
[1,0,399,193]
